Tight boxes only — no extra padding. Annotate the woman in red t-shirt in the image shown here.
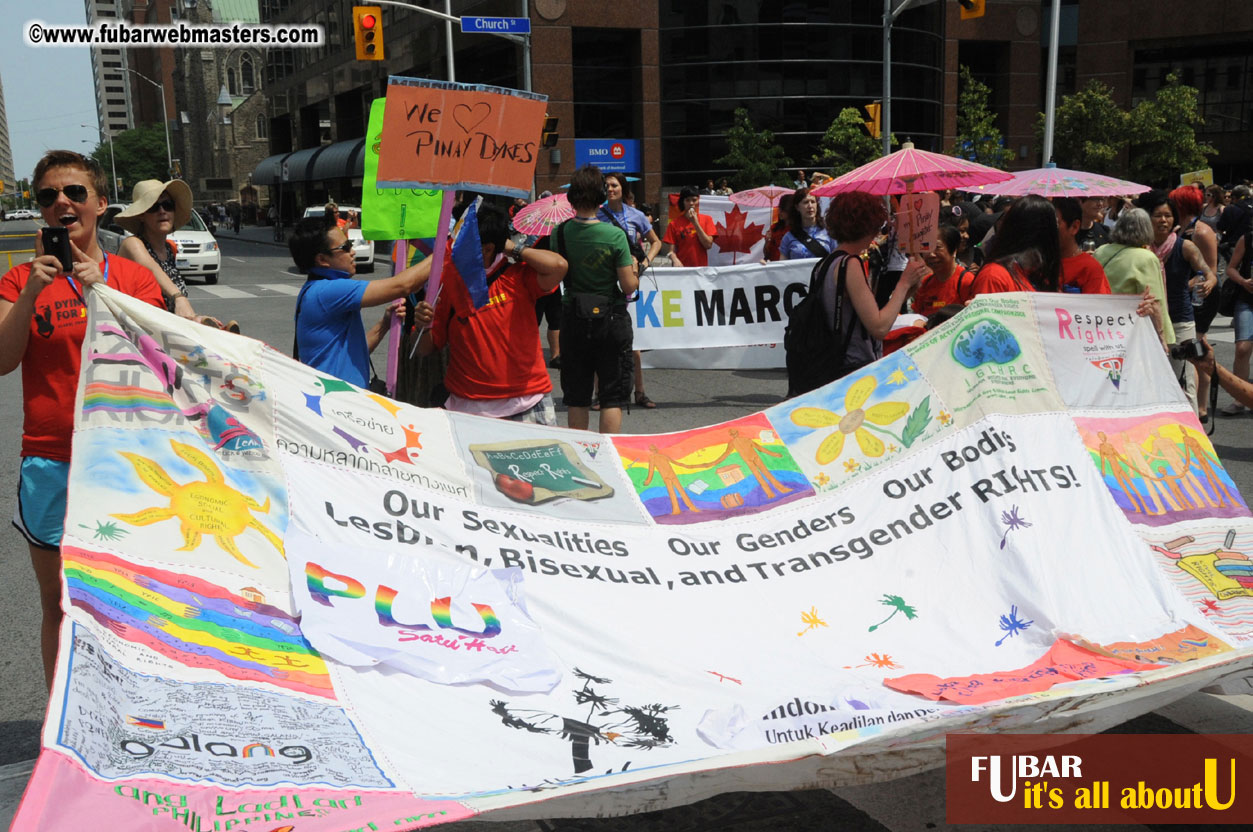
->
[956,195,1061,304]
[914,224,974,315]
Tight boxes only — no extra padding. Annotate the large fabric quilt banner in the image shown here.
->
[14,288,1253,830]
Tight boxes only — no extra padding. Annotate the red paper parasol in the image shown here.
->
[811,142,1014,197]
[978,163,1150,198]
[511,193,574,237]
[729,185,796,207]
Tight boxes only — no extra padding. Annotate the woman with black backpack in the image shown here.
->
[785,192,929,395]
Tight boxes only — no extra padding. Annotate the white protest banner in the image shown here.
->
[14,289,1253,831]
[630,259,811,351]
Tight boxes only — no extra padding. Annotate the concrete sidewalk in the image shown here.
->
[217,222,293,250]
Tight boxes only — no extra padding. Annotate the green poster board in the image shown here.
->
[362,98,442,241]
[469,440,613,504]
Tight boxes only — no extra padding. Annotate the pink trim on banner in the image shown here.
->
[11,750,475,831]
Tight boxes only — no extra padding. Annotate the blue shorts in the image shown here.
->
[13,456,70,550]
[1233,294,1253,342]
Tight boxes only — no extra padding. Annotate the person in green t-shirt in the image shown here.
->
[550,165,638,434]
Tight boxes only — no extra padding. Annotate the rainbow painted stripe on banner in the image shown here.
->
[81,382,184,418]
[63,546,333,698]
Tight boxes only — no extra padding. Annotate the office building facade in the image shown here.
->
[255,0,1253,217]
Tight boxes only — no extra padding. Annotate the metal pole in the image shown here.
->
[882,0,892,157]
[160,88,172,178]
[83,123,119,201]
[108,132,118,202]
[521,0,532,92]
[126,69,173,178]
[444,0,456,81]
[1041,0,1061,165]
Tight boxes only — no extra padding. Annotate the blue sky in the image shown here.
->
[1,3,100,183]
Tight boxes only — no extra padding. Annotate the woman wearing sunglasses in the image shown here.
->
[0,150,166,690]
[115,180,233,329]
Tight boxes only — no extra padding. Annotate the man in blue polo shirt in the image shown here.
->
[289,217,430,386]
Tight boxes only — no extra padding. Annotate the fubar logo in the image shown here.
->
[970,753,1082,803]
[947,734,1251,824]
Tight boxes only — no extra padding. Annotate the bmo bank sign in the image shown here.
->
[574,139,640,173]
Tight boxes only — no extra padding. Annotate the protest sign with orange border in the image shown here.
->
[377,77,548,198]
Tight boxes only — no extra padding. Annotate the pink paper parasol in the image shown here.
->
[511,193,574,237]
[978,164,1150,198]
[811,142,1014,197]
[729,185,795,207]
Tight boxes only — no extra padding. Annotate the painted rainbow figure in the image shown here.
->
[112,440,284,568]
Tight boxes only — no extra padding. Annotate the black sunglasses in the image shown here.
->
[35,185,90,207]
[146,198,177,214]
[323,240,353,255]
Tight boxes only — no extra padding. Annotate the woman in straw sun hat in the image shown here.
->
[116,179,234,329]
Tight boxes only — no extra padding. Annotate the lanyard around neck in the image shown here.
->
[65,253,109,305]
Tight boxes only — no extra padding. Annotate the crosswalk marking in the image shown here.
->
[190,283,304,300]
[253,283,301,295]
[193,285,254,299]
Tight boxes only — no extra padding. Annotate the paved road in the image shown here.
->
[1,229,1252,830]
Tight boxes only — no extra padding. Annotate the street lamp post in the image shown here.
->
[82,125,119,202]
[882,0,931,158]
[124,68,173,178]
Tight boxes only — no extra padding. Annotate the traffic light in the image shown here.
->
[353,6,384,61]
[958,0,985,20]
[540,116,559,149]
[864,102,881,139]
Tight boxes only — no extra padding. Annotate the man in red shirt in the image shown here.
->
[1056,197,1111,294]
[662,186,717,267]
[0,150,164,688]
[415,203,568,423]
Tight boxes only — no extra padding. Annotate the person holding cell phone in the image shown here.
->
[116,179,233,330]
[0,150,164,690]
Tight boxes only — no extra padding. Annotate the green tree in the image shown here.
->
[1127,72,1216,187]
[90,124,170,198]
[1037,79,1128,175]
[811,107,893,177]
[951,65,1012,169]
[714,108,792,191]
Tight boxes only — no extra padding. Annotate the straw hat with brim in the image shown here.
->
[115,179,192,235]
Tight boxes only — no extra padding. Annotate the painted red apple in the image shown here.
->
[494,473,534,502]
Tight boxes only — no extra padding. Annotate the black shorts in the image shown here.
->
[559,310,633,408]
[535,291,563,329]
[1194,288,1220,335]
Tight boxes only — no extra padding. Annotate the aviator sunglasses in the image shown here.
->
[146,199,177,214]
[35,185,90,207]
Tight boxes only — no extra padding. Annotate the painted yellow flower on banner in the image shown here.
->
[790,376,910,465]
[112,440,284,568]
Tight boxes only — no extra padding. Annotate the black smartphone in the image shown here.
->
[41,227,73,273]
